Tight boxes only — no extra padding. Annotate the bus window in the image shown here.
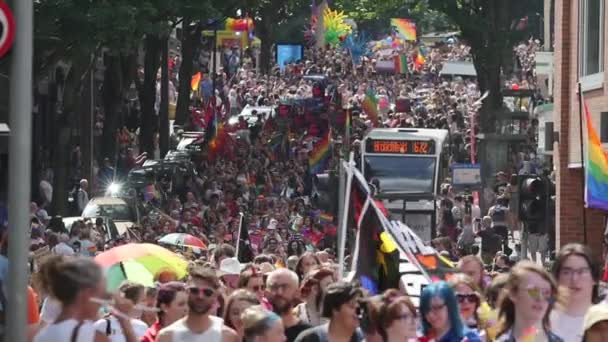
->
[364,156,436,193]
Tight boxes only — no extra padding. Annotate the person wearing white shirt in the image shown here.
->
[550,244,597,342]
[94,282,149,342]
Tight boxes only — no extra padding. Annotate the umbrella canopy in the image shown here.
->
[95,243,188,291]
[158,233,207,249]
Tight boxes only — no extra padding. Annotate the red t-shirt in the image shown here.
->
[141,320,162,342]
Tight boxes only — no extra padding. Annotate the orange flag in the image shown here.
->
[191,72,202,91]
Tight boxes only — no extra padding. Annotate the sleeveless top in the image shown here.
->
[160,316,223,342]
[34,319,96,342]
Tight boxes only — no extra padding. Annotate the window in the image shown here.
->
[580,0,605,77]
[601,112,608,142]
[364,156,436,194]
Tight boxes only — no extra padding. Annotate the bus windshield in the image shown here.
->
[364,155,436,193]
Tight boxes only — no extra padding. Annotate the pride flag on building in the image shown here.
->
[390,18,417,41]
[309,129,331,174]
[584,101,608,210]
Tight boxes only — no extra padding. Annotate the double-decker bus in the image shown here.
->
[360,128,450,241]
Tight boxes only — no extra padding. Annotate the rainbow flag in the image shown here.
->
[584,101,608,210]
[390,18,417,41]
[309,129,331,174]
[319,212,334,224]
[362,89,379,126]
[191,72,201,91]
[394,54,408,74]
[415,47,426,68]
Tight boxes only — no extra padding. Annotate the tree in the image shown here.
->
[425,0,542,132]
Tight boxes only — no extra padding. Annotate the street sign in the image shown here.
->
[451,163,482,188]
[0,2,15,58]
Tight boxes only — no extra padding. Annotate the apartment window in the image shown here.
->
[580,0,605,77]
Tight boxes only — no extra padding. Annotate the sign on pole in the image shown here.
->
[0,2,15,58]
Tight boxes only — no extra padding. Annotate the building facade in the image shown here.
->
[555,0,607,256]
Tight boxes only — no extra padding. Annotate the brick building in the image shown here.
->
[554,0,607,257]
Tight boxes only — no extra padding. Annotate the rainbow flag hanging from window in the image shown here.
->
[584,101,608,210]
[309,129,331,174]
[390,18,417,41]
[362,89,379,126]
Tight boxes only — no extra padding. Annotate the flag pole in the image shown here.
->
[235,212,244,260]
[338,159,354,279]
[577,82,588,244]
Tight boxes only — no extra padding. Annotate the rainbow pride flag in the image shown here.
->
[191,72,201,91]
[390,18,417,41]
[362,89,379,126]
[584,101,608,210]
[415,47,426,69]
[319,212,334,224]
[394,54,408,74]
[309,129,331,174]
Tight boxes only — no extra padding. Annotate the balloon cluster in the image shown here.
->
[323,8,352,46]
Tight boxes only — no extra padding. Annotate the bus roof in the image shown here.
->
[364,128,449,142]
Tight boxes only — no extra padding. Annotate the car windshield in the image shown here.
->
[364,155,436,194]
[82,203,134,221]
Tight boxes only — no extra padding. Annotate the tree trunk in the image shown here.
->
[101,54,123,162]
[81,66,94,186]
[175,19,198,126]
[140,35,162,157]
[52,57,87,215]
[258,16,273,74]
[159,37,170,158]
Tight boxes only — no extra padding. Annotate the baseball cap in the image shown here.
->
[267,219,278,230]
[218,257,243,277]
[583,304,608,332]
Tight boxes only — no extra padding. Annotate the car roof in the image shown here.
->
[88,197,129,205]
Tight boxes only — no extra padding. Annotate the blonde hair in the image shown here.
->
[447,273,483,297]
[496,261,558,336]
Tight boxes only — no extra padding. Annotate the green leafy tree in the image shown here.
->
[425,0,542,132]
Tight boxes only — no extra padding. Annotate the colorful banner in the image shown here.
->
[584,100,608,210]
[390,18,417,41]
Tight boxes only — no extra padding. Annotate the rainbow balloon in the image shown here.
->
[390,18,417,41]
[225,18,254,32]
[584,101,608,210]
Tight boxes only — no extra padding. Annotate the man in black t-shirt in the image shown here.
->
[266,268,312,341]
[295,281,365,342]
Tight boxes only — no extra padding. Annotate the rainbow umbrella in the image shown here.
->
[95,243,188,291]
[158,233,207,249]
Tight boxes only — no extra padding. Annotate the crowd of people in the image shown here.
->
[25,242,608,342]
[0,24,573,341]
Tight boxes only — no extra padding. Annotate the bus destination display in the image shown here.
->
[366,139,435,155]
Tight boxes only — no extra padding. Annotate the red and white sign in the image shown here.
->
[0,2,15,58]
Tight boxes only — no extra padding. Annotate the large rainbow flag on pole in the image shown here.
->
[390,18,417,41]
[584,101,608,210]
[309,129,331,174]
[362,89,379,127]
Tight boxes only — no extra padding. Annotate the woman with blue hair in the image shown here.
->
[418,281,482,342]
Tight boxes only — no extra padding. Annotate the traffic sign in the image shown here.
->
[0,2,15,58]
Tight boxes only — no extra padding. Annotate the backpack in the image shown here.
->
[490,205,507,223]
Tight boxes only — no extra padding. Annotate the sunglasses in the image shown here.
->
[456,293,479,304]
[251,285,265,292]
[525,286,554,302]
[188,287,215,297]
